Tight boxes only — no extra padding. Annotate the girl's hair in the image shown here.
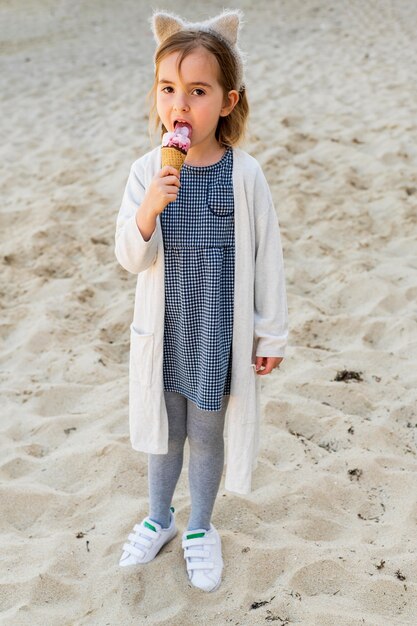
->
[146,29,249,148]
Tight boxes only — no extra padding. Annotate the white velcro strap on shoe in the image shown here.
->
[122,542,145,558]
[183,549,209,558]
[182,538,215,549]
[128,533,151,548]
[186,560,215,570]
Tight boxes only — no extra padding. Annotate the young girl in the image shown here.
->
[115,9,288,593]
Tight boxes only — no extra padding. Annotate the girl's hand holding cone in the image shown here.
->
[135,166,180,241]
[142,166,181,217]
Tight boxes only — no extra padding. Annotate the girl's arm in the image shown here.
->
[114,161,159,274]
[253,167,289,358]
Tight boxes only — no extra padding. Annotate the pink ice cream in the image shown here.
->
[162,123,192,153]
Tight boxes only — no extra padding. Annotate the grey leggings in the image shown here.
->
[148,390,230,531]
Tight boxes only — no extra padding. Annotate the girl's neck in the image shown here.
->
[184,143,227,167]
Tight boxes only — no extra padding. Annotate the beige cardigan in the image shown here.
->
[115,145,288,495]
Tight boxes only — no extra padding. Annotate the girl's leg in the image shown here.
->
[148,391,187,528]
[186,395,230,531]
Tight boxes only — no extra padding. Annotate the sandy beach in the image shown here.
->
[1,0,417,624]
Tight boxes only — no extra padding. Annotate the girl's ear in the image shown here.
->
[150,11,185,45]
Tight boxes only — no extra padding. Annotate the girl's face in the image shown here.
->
[156,47,238,153]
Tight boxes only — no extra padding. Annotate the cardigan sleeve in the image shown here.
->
[114,161,158,274]
[253,167,289,357]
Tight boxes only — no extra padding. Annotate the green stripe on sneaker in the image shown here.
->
[186,532,206,539]
[144,521,156,532]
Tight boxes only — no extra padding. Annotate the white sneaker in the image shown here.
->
[182,524,223,592]
[119,507,177,566]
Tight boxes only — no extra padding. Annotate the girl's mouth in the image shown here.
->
[174,120,193,137]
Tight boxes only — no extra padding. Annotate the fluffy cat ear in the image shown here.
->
[207,9,243,46]
[150,11,185,45]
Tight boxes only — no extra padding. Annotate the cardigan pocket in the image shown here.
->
[130,323,154,388]
[207,184,234,218]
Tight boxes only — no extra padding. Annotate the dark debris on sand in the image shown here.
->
[334,369,363,382]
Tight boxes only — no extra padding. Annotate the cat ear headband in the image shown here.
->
[149,8,247,91]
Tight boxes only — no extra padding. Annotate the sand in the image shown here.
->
[1,0,417,624]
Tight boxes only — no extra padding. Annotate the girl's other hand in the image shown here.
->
[255,356,283,375]
[143,166,181,216]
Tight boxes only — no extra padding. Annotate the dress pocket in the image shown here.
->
[129,323,154,387]
[207,184,234,218]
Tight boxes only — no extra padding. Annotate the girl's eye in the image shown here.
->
[161,87,205,96]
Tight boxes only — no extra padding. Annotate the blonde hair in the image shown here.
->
[146,30,249,148]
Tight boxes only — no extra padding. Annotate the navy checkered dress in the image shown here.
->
[160,146,234,411]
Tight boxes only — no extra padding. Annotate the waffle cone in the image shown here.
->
[161,146,187,173]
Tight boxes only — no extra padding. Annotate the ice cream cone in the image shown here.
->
[161,146,187,173]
